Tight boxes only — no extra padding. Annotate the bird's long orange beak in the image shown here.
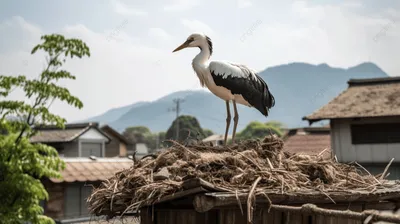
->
[172,40,190,52]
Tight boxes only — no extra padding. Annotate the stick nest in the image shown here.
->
[87,135,393,219]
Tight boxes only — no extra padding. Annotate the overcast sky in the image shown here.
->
[0,0,399,122]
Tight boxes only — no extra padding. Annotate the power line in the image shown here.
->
[168,98,185,139]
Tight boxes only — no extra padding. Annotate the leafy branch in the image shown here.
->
[0,33,90,224]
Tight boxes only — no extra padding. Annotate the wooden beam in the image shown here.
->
[192,192,400,213]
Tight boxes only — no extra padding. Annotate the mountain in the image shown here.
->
[85,101,150,124]
[83,62,389,133]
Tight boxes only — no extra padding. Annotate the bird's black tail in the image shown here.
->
[256,74,275,116]
[263,88,275,116]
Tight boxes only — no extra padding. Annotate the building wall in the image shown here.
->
[43,181,99,220]
[103,133,122,157]
[359,164,400,180]
[331,117,400,163]
[54,141,79,157]
[80,128,108,140]
[78,128,108,157]
[43,181,65,219]
[135,143,149,158]
[119,142,127,157]
[81,142,103,157]
[64,182,95,219]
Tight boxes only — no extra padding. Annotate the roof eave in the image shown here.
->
[301,116,325,126]
[100,125,132,145]
[73,125,112,143]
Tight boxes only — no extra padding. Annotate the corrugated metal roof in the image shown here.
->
[50,158,133,183]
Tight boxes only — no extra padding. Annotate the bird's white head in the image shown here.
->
[172,33,213,55]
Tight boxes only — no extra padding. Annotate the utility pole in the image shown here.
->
[168,98,185,140]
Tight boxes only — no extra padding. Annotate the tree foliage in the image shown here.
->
[236,120,285,141]
[0,34,89,223]
[165,115,209,142]
[122,126,152,143]
[123,126,167,152]
[123,116,213,151]
[202,129,214,138]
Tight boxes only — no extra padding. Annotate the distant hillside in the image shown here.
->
[86,101,150,124]
[83,62,389,133]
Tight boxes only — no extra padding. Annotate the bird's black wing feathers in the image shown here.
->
[209,61,275,116]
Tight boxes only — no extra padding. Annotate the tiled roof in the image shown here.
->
[30,128,89,143]
[304,77,400,122]
[283,127,331,158]
[50,158,133,183]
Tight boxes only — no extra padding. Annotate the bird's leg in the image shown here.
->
[224,100,231,146]
[231,100,239,144]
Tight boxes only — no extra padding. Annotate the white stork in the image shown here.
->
[172,33,275,145]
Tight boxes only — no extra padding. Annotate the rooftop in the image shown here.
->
[50,157,133,183]
[283,126,331,159]
[101,125,132,145]
[30,122,109,143]
[303,76,400,123]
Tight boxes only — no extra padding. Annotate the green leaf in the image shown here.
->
[0,33,89,223]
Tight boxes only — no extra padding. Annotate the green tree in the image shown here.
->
[165,115,207,142]
[122,126,165,152]
[122,126,152,143]
[0,34,89,223]
[236,121,285,141]
[202,128,214,138]
[145,131,168,150]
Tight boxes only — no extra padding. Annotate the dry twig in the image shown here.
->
[86,135,396,219]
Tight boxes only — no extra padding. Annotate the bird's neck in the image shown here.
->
[192,46,211,87]
[192,44,211,65]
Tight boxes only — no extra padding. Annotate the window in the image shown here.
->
[64,184,94,218]
[81,142,102,157]
[351,123,400,144]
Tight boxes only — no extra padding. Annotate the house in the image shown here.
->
[31,122,112,158]
[30,122,134,221]
[303,77,400,179]
[42,157,132,220]
[135,143,149,158]
[283,126,331,159]
[202,134,232,146]
[100,124,134,157]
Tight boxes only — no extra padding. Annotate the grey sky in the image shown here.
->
[0,0,399,122]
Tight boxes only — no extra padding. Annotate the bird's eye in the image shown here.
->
[187,38,194,42]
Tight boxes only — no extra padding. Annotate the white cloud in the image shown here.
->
[230,1,400,75]
[164,0,199,12]
[0,16,42,52]
[111,0,147,16]
[237,0,252,8]
[1,1,400,123]
[0,17,202,122]
[148,28,173,41]
[181,19,216,37]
